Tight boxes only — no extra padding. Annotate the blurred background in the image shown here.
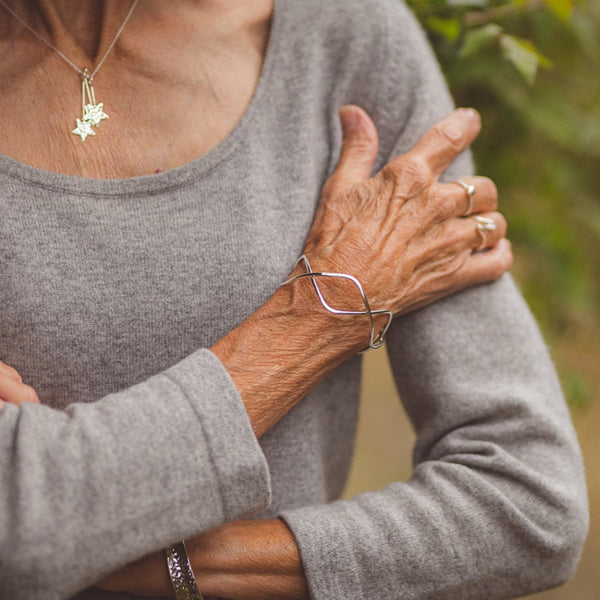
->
[344,1,600,598]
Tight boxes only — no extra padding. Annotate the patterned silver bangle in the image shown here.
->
[165,540,204,600]
[280,254,393,350]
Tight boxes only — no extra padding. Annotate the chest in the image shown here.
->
[0,23,268,178]
[0,1,342,407]
[0,116,330,407]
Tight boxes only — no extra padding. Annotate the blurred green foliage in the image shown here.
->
[407,0,600,406]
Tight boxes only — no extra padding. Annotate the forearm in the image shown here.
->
[213,280,370,438]
[282,277,588,600]
[99,519,308,600]
[190,520,308,600]
[0,351,270,599]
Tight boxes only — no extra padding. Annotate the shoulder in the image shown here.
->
[279,0,424,66]
[276,0,454,166]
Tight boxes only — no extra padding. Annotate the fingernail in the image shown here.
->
[339,106,359,132]
[463,107,480,122]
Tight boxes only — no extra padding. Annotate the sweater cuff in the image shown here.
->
[281,504,364,600]
[164,349,271,522]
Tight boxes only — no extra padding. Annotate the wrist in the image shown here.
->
[211,262,387,438]
[280,254,392,350]
[269,275,368,356]
[186,520,308,600]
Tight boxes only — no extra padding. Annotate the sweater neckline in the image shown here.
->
[0,0,283,198]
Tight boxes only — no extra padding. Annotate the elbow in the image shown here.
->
[448,438,590,596]
[497,466,590,596]
[524,446,590,591]
[533,493,589,590]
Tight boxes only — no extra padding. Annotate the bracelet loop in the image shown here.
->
[280,255,393,350]
[165,540,204,600]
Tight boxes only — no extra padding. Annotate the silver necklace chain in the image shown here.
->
[0,0,140,140]
[0,0,140,81]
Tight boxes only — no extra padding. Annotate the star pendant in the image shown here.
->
[72,118,96,142]
[83,103,109,127]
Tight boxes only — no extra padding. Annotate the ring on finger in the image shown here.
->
[473,215,497,250]
[453,179,476,215]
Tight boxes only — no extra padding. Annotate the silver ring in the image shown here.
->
[453,179,476,215]
[473,216,497,250]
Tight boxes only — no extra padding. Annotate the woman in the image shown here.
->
[0,1,588,599]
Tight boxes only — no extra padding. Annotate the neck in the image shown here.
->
[0,0,137,64]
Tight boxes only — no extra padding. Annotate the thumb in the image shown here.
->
[325,105,379,196]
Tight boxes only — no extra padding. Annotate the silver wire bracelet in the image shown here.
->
[165,541,204,600]
[280,255,393,350]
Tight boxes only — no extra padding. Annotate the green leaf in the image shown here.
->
[499,34,540,84]
[544,0,574,22]
[563,370,592,411]
[425,16,461,41]
[459,24,503,58]
[514,36,553,68]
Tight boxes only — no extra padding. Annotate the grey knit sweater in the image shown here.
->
[0,1,588,599]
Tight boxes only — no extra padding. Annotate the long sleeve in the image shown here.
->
[282,276,588,599]
[0,0,588,597]
[280,2,588,598]
[0,349,270,600]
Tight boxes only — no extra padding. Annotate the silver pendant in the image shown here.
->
[72,68,109,141]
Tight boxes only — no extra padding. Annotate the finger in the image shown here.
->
[434,211,507,253]
[465,238,513,284]
[446,176,498,217]
[459,212,507,252]
[431,176,498,220]
[392,108,481,178]
[0,361,22,383]
[0,372,40,405]
[323,105,380,197]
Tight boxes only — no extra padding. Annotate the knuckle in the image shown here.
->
[479,177,498,210]
[403,154,431,179]
[9,367,22,383]
[433,122,464,150]
[490,248,512,279]
[23,385,38,404]
[494,213,508,236]
[503,246,514,271]
[352,181,377,207]
[379,165,401,198]
[343,135,375,157]
[428,185,454,220]
[390,155,432,192]
[491,259,506,280]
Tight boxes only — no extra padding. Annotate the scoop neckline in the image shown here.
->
[0,0,283,198]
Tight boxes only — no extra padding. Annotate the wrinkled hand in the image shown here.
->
[0,361,40,409]
[304,106,512,318]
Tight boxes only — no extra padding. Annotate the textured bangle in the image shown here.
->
[280,254,393,350]
[165,541,204,600]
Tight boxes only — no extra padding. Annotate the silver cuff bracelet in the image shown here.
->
[165,540,204,600]
[280,254,393,350]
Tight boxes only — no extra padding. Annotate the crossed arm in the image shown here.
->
[0,107,512,599]
[0,106,588,600]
